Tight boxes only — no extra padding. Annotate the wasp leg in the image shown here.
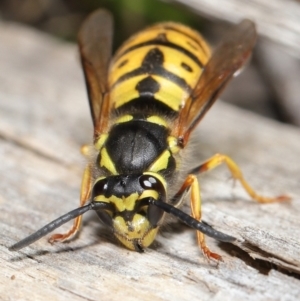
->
[48,164,92,243]
[175,174,223,261]
[80,144,91,156]
[190,153,290,203]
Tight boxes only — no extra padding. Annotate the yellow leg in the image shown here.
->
[176,175,222,261]
[80,144,91,156]
[48,164,92,243]
[190,153,290,203]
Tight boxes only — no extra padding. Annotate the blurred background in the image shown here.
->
[1,0,300,127]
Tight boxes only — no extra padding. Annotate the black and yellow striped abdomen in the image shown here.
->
[108,23,211,113]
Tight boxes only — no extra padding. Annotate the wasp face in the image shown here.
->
[92,173,166,251]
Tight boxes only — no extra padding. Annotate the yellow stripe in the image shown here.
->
[110,44,205,89]
[151,75,187,111]
[115,115,133,124]
[110,75,144,109]
[109,22,211,114]
[99,148,118,175]
[114,23,211,61]
[94,193,139,212]
[148,150,172,173]
[94,134,108,150]
[139,189,159,201]
[167,136,180,154]
[111,73,188,112]
[146,116,168,127]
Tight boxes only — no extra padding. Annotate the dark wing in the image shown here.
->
[173,20,257,146]
[78,9,113,137]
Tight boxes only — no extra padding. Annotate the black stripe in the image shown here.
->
[114,96,179,117]
[163,25,210,56]
[181,62,193,72]
[112,48,192,93]
[136,76,161,96]
[117,59,128,68]
[115,39,204,68]
[112,66,192,93]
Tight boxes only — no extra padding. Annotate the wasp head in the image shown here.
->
[91,173,166,251]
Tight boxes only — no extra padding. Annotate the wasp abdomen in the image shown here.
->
[109,23,211,114]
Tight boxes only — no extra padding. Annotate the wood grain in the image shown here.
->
[170,0,300,126]
[170,0,300,59]
[1,22,300,301]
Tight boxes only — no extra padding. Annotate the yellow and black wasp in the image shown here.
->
[9,9,289,261]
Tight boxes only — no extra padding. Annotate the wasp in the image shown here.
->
[9,9,289,261]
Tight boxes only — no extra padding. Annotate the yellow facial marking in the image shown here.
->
[117,193,139,211]
[94,193,139,212]
[113,215,159,250]
[139,189,159,201]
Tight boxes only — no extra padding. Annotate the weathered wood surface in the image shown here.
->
[1,22,300,301]
[169,0,300,127]
[170,0,300,59]
[256,40,300,126]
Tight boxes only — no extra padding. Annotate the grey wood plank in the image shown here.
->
[1,22,300,301]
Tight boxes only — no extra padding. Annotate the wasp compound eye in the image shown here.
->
[139,174,165,195]
[92,178,108,199]
[139,174,166,226]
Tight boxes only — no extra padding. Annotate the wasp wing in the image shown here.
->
[78,9,113,137]
[174,20,257,146]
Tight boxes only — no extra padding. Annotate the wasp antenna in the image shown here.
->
[9,202,104,252]
[150,199,236,243]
